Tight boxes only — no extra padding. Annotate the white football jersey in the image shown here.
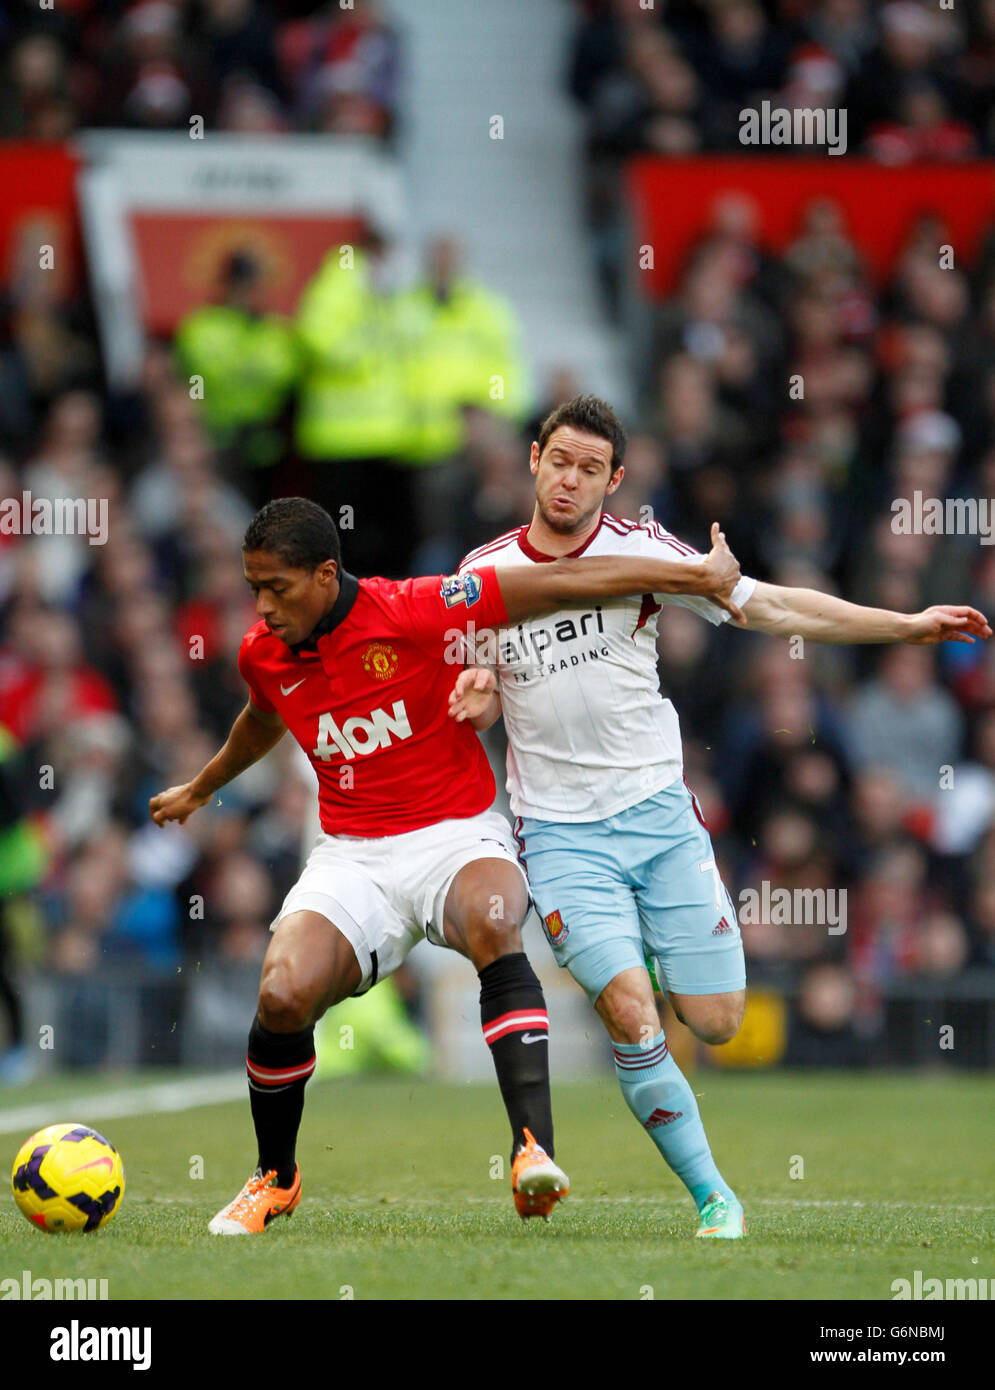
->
[459,513,756,822]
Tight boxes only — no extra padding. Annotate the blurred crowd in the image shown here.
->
[571,0,994,159]
[2,202,994,1070]
[0,213,538,1076]
[616,182,995,1064]
[571,0,994,312]
[1,0,994,1078]
[1,0,401,142]
[171,232,530,578]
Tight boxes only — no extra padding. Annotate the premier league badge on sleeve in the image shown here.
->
[440,571,483,608]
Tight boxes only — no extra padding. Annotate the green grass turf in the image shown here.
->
[0,1072,992,1300]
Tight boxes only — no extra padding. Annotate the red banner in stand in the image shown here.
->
[130,212,366,335]
[0,145,81,296]
[626,157,995,296]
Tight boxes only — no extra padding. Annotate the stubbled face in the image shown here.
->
[242,549,338,647]
[530,425,623,535]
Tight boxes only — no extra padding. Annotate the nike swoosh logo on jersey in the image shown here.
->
[280,679,306,695]
[521,1032,548,1045]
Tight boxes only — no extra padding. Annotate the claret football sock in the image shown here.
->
[479,952,555,1161]
[612,1029,735,1211]
[246,1017,316,1188]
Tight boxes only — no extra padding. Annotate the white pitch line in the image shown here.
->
[0,1073,246,1137]
[126,1195,992,1213]
[130,1196,994,1215]
[2,1087,991,1219]
[749,1199,995,1212]
[490,1197,995,1213]
[11,1185,989,1216]
[451,1197,994,1212]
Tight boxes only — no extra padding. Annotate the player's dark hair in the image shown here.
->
[242,497,341,571]
[537,394,627,474]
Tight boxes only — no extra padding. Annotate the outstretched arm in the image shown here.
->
[741,582,992,645]
[493,523,746,625]
[149,701,286,826]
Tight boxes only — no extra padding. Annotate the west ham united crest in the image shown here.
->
[544,909,568,944]
[362,642,399,681]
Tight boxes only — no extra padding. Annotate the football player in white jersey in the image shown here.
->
[449,394,990,1239]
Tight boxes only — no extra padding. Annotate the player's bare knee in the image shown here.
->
[257,971,314,1032]
[465,913,523,968]
[694,1020,732,1045]
[691,1001,744,1046]
[720,995,746,1041]
[613,1001,652,1044]
[598,981,657,1044]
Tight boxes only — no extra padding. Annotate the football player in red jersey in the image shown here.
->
[149,496,744,1233]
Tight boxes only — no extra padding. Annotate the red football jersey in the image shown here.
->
[237,567,507,837]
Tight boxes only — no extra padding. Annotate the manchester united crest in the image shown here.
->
[362,642,399,681]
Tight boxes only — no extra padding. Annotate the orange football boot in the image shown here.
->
[208,1166,301,1235]
[511,1128,569,1220]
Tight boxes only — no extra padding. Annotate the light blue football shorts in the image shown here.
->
[517,779,746,1004]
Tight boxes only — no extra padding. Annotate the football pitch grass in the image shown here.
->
[0,1071,991,1301]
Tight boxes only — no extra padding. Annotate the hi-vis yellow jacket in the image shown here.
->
[295,248,413,461]
[174,306,299,438]
[394,279,530,465]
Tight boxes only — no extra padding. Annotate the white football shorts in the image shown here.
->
[269,809,526,992]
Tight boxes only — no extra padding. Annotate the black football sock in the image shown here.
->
[246,1017,316,1188]
[479,952,554,1162]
